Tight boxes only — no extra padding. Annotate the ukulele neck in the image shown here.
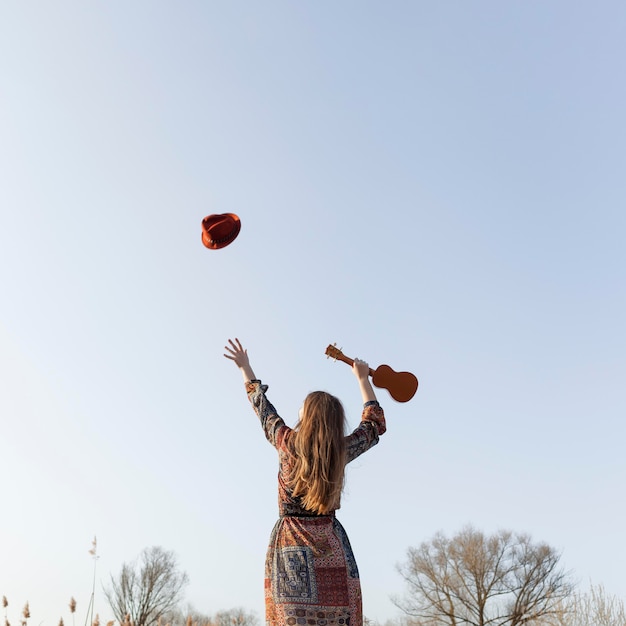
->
[333,352,375,376]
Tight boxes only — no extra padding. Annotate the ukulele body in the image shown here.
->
[372,364,418,403]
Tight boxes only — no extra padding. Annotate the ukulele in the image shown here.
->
[325,344,418,403]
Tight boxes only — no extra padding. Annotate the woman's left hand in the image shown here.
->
[224,338,250,368]
[224,338,257,382]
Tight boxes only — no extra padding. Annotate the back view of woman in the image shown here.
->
[225,338,386,626]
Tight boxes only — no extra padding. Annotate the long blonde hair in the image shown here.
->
[288,391,347,515]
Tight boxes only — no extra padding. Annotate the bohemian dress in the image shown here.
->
[245,380,387,626]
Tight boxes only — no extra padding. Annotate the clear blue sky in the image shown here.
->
[1,2,625,624]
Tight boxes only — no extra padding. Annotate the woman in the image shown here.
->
[224,338,386,626]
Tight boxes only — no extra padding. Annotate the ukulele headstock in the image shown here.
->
[325,343,344,361]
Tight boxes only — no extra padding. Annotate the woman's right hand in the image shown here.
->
[352,358,370,381]
[353,358,377,403]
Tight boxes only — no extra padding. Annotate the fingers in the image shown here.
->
[352,358,370,380]
[224,338,246,360]
[224,338,242,352]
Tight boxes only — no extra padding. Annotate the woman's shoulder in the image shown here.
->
[277,425,296,451]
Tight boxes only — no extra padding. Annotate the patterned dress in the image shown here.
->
[245,380,387,626]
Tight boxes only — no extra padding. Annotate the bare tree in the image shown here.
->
[104,547,189,626]
[212,609,258,626]
[394,525,573,626]
[161,604,214,626]
[161,607,258,626]
[547,584,626,626]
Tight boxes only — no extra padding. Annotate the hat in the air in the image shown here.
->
[201,213,241,250]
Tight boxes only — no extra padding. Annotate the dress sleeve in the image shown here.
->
[346,400,386,463]
[245,379,289,448]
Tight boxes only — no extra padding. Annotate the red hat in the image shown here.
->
[201,213,241,250]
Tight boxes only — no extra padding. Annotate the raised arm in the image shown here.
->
[224,338,288,447]
[224,337,256,382]
[352,358,378,404]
